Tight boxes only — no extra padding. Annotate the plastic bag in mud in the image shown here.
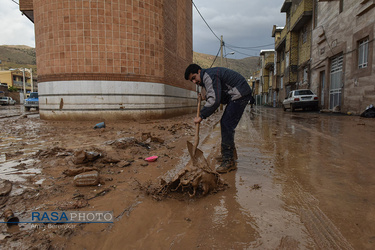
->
[360,104,375,118]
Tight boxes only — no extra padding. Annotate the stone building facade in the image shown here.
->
[259,50,275,106]
[310,0,375,113]
[20,0,194,120]
[273,0,313,103]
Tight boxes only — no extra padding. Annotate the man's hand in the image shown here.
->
[198,92,206,101]
[194,116,202,124]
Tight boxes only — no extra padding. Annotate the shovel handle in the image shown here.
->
[193,95,202,153]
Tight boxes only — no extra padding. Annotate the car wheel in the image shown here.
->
[283,105,287,111]
[291,104,295,112]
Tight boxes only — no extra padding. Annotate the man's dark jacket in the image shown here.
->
[199,67,252,119]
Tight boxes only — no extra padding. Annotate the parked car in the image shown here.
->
[0,96,16,105]
[283,89,319,112]
[24,92,39,111]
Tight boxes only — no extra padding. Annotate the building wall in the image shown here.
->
[0,71,13,87]
[32,0,193,120]
[310,0,375,113]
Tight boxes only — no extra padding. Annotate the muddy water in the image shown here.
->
[242,107,375,249]
[1,106,374,249]
[67,107,374,249]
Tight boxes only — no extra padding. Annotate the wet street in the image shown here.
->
[229,107,375,249]
[0,105,374,249]
[76,106,375,249]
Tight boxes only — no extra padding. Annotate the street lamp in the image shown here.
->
[225,52,235,57]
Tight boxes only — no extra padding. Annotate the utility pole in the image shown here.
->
[220,35,224,67]
[220,35,224,110]
[30,68,33,92]
[22,68,26,97]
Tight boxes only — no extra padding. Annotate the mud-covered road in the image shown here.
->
[0,105,374,249]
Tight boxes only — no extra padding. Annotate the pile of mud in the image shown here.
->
[143,164,227,200]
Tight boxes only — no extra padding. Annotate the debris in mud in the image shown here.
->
[141,132,165,144]
[116,159,134,168]
[73,171,100,187]
[147,165,227,200]
[63,167,99,177]
[251,184,261,190]
[2,208,19,226]
[0,179,12,196]
[145,155,158,162]
[168,123,193,135]
[360,104,375,118]
[73,150,102,164]
[0,179,12,206]
[93,121,105,129]
[34,147,73,159]
[105,137,138,149]
[5,151,23,160]
[57,199,89,210]
[87,188,112,200]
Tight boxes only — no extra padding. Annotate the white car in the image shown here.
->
[283,89,319,112]
[0,96,16,105]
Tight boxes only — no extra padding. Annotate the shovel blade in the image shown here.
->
[187,141,211,170]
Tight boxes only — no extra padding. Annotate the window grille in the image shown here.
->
[358,38,369,69]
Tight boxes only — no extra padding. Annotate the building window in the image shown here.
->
[358,37,369,69]
[286,52,290,68]
[280,76,283,90]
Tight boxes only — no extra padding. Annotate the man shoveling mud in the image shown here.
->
[184,64,252,173]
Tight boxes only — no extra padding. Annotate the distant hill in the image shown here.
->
[0,45,37,74]
[193,52,260,80]
[0,45,260,79]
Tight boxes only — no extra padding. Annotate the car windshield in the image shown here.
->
[295,90,313,96]
[29,93,38,98]
[0,97,6,100]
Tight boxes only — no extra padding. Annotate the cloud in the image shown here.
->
[0,0,286,58]
[192,0,286,58]
[0,2,35,47]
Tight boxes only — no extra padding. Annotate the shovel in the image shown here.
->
[187,94,211,171]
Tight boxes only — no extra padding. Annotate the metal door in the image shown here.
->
[329,54,343,109]
[320,71,325,107]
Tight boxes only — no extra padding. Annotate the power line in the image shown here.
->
[191,0,221,42]
[225,46,256,57]
[10,0,19,5]
[192,1,275,58]
[226,43,275,49]
[210,45,222,68]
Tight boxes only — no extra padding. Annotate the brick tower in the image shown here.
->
[20,0,194,120]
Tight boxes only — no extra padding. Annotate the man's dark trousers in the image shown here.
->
[220,95,251,160]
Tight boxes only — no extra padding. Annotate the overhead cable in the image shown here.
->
[191,0,221,42]
[210,45,222,68]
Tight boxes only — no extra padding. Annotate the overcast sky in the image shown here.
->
[0,0,286,59]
